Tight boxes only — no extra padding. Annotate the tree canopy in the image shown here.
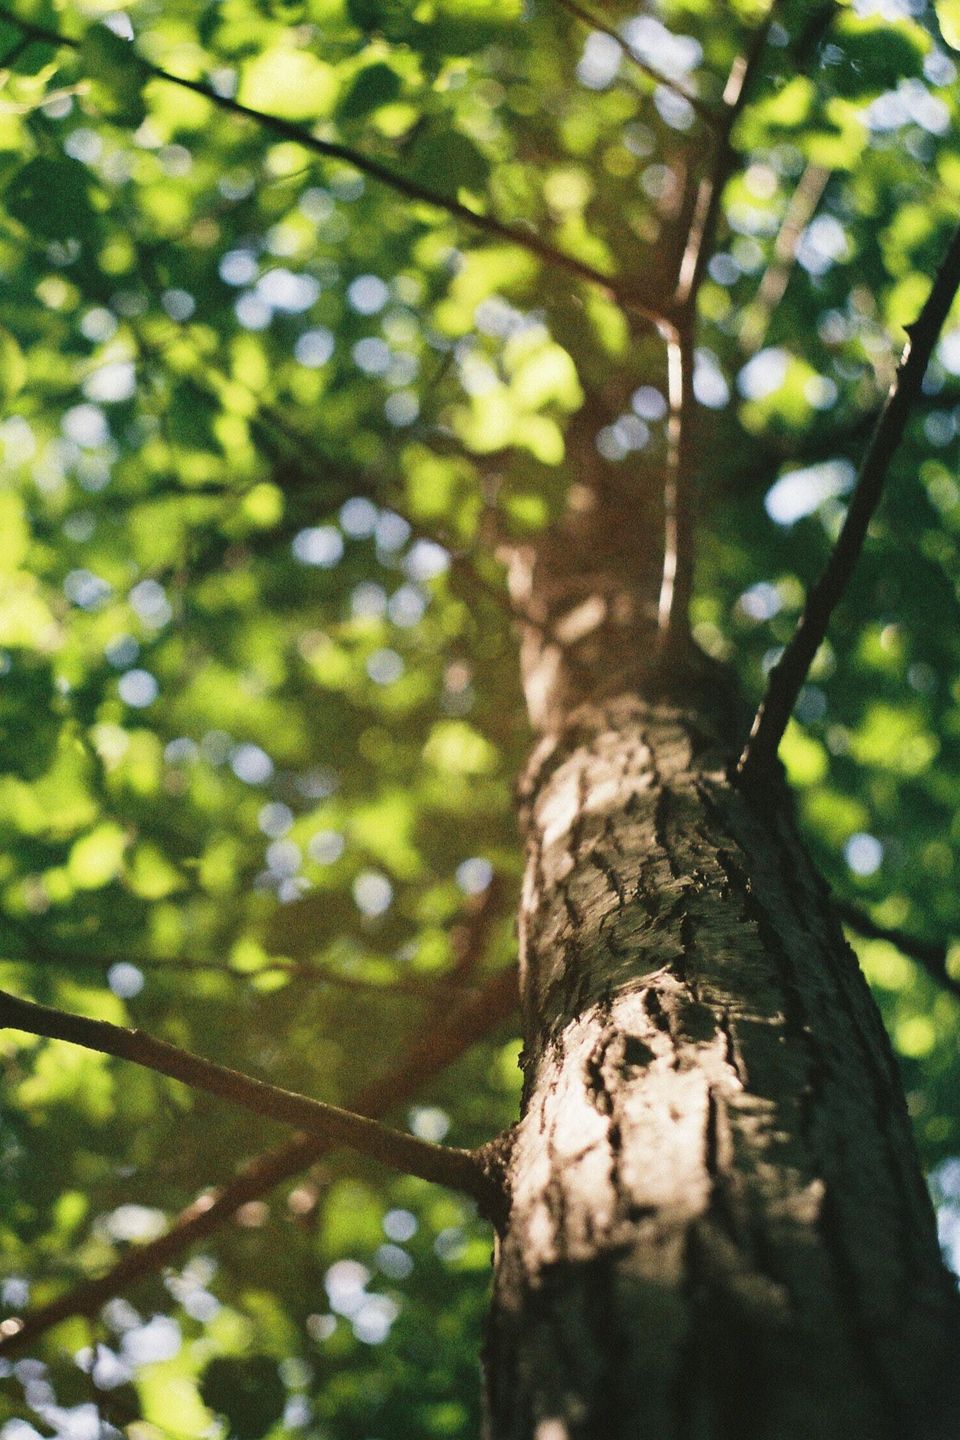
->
[0,0,959,1435]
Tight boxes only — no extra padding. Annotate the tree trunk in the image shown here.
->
[486,485,960,1438]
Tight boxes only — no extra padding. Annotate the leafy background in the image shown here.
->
[0,0,958,1435]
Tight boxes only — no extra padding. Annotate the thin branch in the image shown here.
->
[0,944,485,997]
[838,902,960,1003]
[674,2,781,310]
[739,163,831,353]
[442,875,506,986]
[131,323,535,632]
[662,3,778,635]
[0,967,517,1354]
[656,317,695,640]
[129,328,507,616]
[130,321,479,561]
[0,988,490,1204]
[2,882,507,997]
[0,6,669,325]
[654,7,779,643]
[551,0,718,125]
[737,216,960,784]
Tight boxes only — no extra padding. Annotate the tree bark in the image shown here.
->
[486,482,960,1438]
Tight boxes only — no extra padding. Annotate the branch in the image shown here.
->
[3,880,507,998]
[131,318,507,589]
[652,5,780,644]
[0,7,668,325]
[656,317,696,640]
[674,2,780,311]
[443,874,506,985]
[551,0,719,125]
[739,163,831,353]
[0,989,490,1205]
[838,902,960,1004]
[0,965,517,1355]
[737,216,960,784]
[1,943,484,997]
[131,325,514,610]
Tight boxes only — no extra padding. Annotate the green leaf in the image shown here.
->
[346,0,415,39]
[336,61,402,120]
[4,158,96,241]
[238,47,338,121]
[830,14,929,98]
[68,822,127,890]
[0,657,59,780]
[199,1356,286,1440]
[0,19,55,75]
[79,23,147,125]
[0,326,26,402]
[410,126,490,198]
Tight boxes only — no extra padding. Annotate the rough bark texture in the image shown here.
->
[487,485,960,1439]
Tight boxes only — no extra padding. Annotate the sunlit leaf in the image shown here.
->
[934,0,960,49]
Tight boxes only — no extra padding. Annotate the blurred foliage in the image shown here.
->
[0,0,956,1435]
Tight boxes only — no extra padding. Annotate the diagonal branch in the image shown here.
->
[0,6,669,325]
[126,287,523,609]
[1,943,485,997]
[739,163,831,353]
[674,0,781,311]
[0,988,490,1205]
[129,324,516,613]
[551,0,718,125]
[737,216,960,784]
[442,874,507,986]
[838,902,960,1003]
[2,881,507,997]
[0,964,517,1355]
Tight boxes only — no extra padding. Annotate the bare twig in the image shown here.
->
[1,943,485,997]
[551,0,718,124]
[656,317,695,639]
[737,216,960,784]
[0,959,517,1354]
[0,6,669,325]
[443,876,506,986]
[674,2,780,310]
[130,324,538,635]
[739,163,831,353]
[838,902,960,1003]
[2,882,507,997]
[655,4,780,642]
[0,988,489,1203]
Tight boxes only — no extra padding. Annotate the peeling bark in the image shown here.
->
[487,694,959,1437]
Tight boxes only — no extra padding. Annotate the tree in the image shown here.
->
[0,0,958,1435]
